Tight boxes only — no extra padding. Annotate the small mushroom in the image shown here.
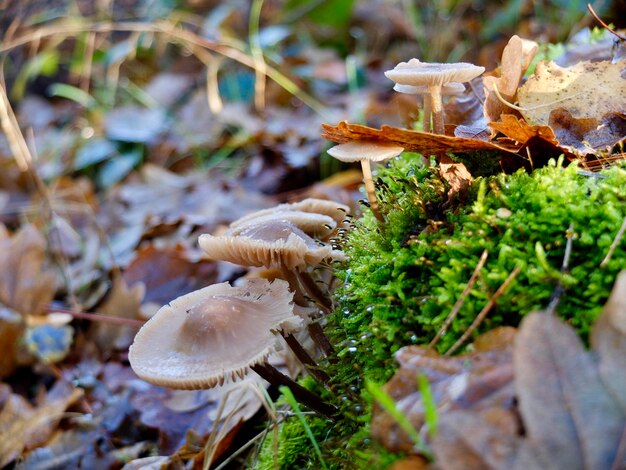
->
[385,59,485,134]
[232,198,350,229]
[129,279,336,417]
[393,82,465,133]
[199,219,341,307]
[230,210,338,240]
[199,219,339,356]
[327,141,404,222]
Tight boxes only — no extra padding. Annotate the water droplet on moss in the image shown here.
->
[348,346,357,353]
[366,305,374,313]
[342,307,351,317]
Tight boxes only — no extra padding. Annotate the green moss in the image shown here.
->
[335,156,626,384]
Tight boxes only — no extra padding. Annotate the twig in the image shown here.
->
[48,306,146,328]
[429,249,488,348]
[587,3,626,41]
[600,215,626,268]
[445,265,521,355]
[546,223,575,314]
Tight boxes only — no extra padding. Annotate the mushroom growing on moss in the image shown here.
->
[327,141,404,222]
[385,59,485,134]
[129,278,336,417]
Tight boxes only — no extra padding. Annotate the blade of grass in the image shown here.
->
[365,381,433,459]
[279,385,328,470]
[417,374,438,440]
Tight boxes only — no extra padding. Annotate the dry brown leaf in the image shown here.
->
[92,274,145,352]
[0,306,23,377]
[488,114,559,146]
[439,158,473,197]
[0,381,82,467]
[514,312,626,470]
[322,121,521,154]
[548,109,626,156]
[122,244,218,316]
[0,224,56,317]
[432,408,520,470]
[372,335,515,453]
[591,271,626,413]
[517,60,626,126]
[483,35,538,123]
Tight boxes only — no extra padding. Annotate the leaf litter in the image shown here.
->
[0,1,624,468]
[372,274,626,470]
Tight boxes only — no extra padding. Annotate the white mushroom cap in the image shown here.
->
[231,198,350,229]
[327,141,404,163]
[384,59,485,87]
[199,219,344,270]
[393,82,465,95]
[129,279,302,389]
[230,211,337,239]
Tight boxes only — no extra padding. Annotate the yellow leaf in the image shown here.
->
[517,60,626,126]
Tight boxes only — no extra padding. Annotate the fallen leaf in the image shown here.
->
[0,380,82,467]
[432,408,520,470]
[483,35,538,123]
[372,335,515,453]
[321,121,522,155]
[0,224,56,317]
[517,60,626,126]
[591,271,626,413]
[549,109,626,156]
[488,114,559,147]
[92,274,145,352]
[105,106,168,143]
[439,157,473,197]
[122,244,218,315]
[514,312,626,470]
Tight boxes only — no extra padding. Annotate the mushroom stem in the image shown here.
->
[282,332,332,385]
[251,362,337,419]
[422,94,432,133]
[428,84,444,135]
[360,158,384,222]
[295,270,333,312]
[307,321,335,357]
[279,267,336,357]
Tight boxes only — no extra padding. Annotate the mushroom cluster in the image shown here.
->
[129,197,351,418]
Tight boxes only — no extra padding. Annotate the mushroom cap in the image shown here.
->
[231,198,350,230]
[384,59,485,87]
[327,141,404,163]
[129,278,301,389]
[199,219,343,270]
[230,210,337,239]
[393,82,465,96]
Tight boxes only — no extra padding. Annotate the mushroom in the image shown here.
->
[232,198,351,229]
[385,59,485,134]
[129,278,336,418]
[327,141,404,222]
[393,82,465,133]
[229,210,338,240]
[199,219,339,355]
